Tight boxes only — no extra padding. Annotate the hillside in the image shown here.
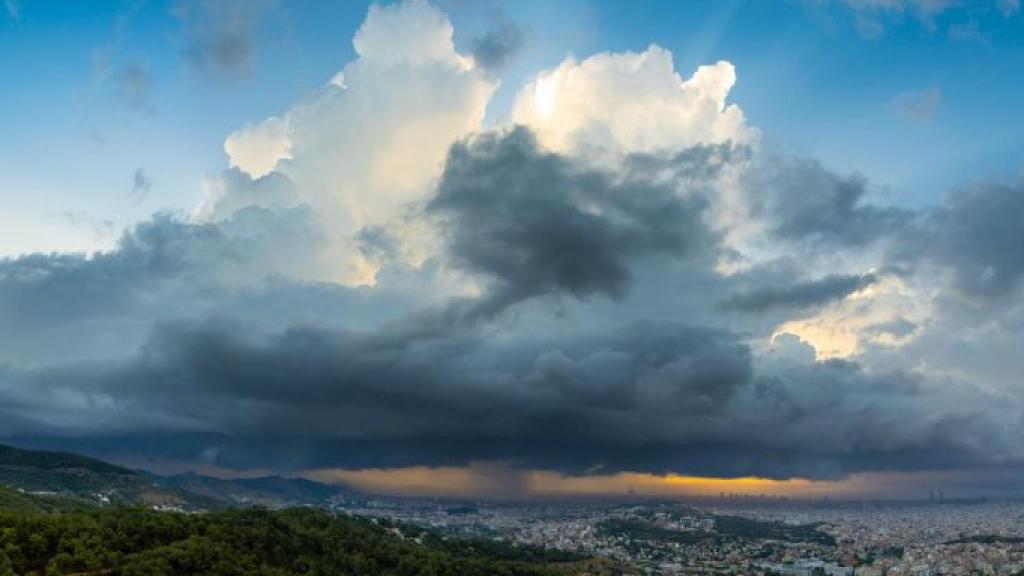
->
[157,472,346,508]
[0,443,212,510]
[0,485,92,515]
[0,443,354,511]
[0,507,601,576]
[0,445,626,575]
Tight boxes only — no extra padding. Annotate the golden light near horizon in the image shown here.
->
[303,465,924,500]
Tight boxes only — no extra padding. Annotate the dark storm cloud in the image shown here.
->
[720,272,878,312]
[174,0,273,79]
[1,121,1020,483]
[469,19,525,73]
[901,180,1024,300]
[0,320,744,470]
[2,314,1013,479]
[742,357,1013,476]
[749,156,912,247]
[429,127,718,317]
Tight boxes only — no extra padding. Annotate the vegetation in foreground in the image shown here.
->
[0,506,610,576]
[0,444,626,575]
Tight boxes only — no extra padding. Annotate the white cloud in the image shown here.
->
[210,0,497,285]
[511,45,757,155]
[352,0,473,69]
[224,116,291,179]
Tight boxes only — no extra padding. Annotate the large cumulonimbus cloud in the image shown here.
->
[2,0,1024,488]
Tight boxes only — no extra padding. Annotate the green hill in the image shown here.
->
[0,507,587,576]
[0,445,131,475]
[0,445,625,575]
[0,443,211,510]
[0,485,91,515]
[0,443,353,510]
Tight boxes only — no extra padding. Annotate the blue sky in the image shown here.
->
[2,0,1021,256]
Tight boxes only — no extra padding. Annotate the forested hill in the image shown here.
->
[0,444,623,574]
[0,443,349,510]
[0,445,131,475]
[0,443,209,510]
[0,507,606,576]
[0,485,91,515]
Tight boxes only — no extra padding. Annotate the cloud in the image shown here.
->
[720,272,878,312]
[223,116,291,179]
[90,51,156,114]
[894,85,941,121]
[864,317,917,338]
[175,0,274,80]
[899,180,1024,301]
[469,18,525,73]
[745,156,911,248]
[0,208,333,365]
[114,62,155,112]
[428,127,719,317]
[823,0,1019,38]
[194,168,297,222]
[512,46,757,154]
[2,317,1013,479]
[131,169,152,202]
[213,0,497,285]
[4,0,1024,492]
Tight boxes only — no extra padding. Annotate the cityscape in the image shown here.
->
[337,496,1024,575]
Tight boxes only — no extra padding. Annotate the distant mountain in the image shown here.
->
[0,443,131,475]
[157,471,349,508]
[0,443,214,510]
[0,442,353,512]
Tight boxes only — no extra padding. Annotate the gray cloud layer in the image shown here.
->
[902,181,1024,300]
[748,156,912,248]
[1,316,1010,479]
[2,123,1021,482]
[720,272,877,312]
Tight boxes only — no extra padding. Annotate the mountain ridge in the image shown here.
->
[0,442,349,511]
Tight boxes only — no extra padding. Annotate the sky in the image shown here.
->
[1,0,1024,500]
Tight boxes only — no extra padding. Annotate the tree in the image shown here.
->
[0,550,15,576]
